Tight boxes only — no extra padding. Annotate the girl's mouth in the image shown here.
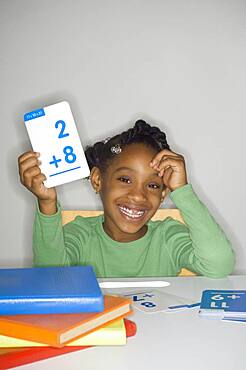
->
[118,205,146,220]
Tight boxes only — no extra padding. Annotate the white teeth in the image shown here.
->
[118,206,145,219]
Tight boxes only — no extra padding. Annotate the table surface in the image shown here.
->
[17,275,246,370]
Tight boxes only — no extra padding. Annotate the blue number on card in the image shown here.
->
[63,145,76,163]
[49,121,78,171]
[143,294,154,298]
[141,301,156,308]
[132,295,145,302]
[55,120,69,138]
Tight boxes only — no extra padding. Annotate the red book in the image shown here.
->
[0,346,90,369]
[0,319,136,369]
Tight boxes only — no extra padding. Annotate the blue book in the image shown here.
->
[0,266,103,315]
[199,290,246,320]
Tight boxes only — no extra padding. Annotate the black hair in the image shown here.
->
[85,119,170,171]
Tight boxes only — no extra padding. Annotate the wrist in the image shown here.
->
[170,183,193,201]
[38,199,57,215]
[170,182,188,192]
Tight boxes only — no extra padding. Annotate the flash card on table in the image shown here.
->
[124,290,199,314]
[24,101,90,188]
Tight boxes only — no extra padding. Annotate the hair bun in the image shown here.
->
[85,141,104,169]
[134,120,150,134]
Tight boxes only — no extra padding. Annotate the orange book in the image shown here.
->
[0,295,132,348]
[0,319,137,370]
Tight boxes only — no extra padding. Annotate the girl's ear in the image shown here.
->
[90,167,102,194]
[160,187,169,204]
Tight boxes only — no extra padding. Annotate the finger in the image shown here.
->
[157,157,185,176]
[162,167,173,182]
[18,151,40,165]
[154,156,184,171]
[19,156,42,181]
[159,166,172,178]
[31,173,47,194]
[150,149,182,167]
[22,166,42,188]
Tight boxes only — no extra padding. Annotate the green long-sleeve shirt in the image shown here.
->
[33,184,235,278]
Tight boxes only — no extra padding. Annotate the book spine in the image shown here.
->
[0,320,60,347]
[0,320,137,369]
[0,297,104,315]
[0,346,90,369]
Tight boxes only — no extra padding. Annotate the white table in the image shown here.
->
[20,276,246,370]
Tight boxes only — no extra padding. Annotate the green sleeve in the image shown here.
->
[32,202,84,267]
[168,184,235,278]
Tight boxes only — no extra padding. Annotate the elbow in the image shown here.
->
[202,249,236,278]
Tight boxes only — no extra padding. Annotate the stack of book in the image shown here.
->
[199,289,246,323]
[0,266,135,369]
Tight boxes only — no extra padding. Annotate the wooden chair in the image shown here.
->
[61,209,196,277]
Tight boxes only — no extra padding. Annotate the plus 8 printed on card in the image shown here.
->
[24,101,90,188]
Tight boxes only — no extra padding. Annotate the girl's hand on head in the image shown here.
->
[150,149,188,192]
[18,151,57,214]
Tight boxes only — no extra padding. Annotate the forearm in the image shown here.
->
[170,184,235,277]
[33,202,72,266]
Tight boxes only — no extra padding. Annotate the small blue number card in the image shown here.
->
[199,290,246,320]
[24,101,90,188]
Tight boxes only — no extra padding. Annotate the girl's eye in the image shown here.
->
[118,176,131,184]
[148,183,160,189]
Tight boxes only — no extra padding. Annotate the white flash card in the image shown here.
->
[124,290,197,314]
[24,101,90,188]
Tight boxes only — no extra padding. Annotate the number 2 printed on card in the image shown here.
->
[24,101,90,188]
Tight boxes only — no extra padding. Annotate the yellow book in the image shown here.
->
[0,319,126,347]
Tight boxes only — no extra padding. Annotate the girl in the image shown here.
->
[18,120,235,278]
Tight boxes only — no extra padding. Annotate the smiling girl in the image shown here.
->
[18,120,235,277]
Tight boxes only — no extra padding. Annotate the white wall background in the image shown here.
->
[0,0,245,272]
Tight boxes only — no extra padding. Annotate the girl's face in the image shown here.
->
[91,143,167,242]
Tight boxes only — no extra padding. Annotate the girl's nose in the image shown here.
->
[128,184,147,202]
